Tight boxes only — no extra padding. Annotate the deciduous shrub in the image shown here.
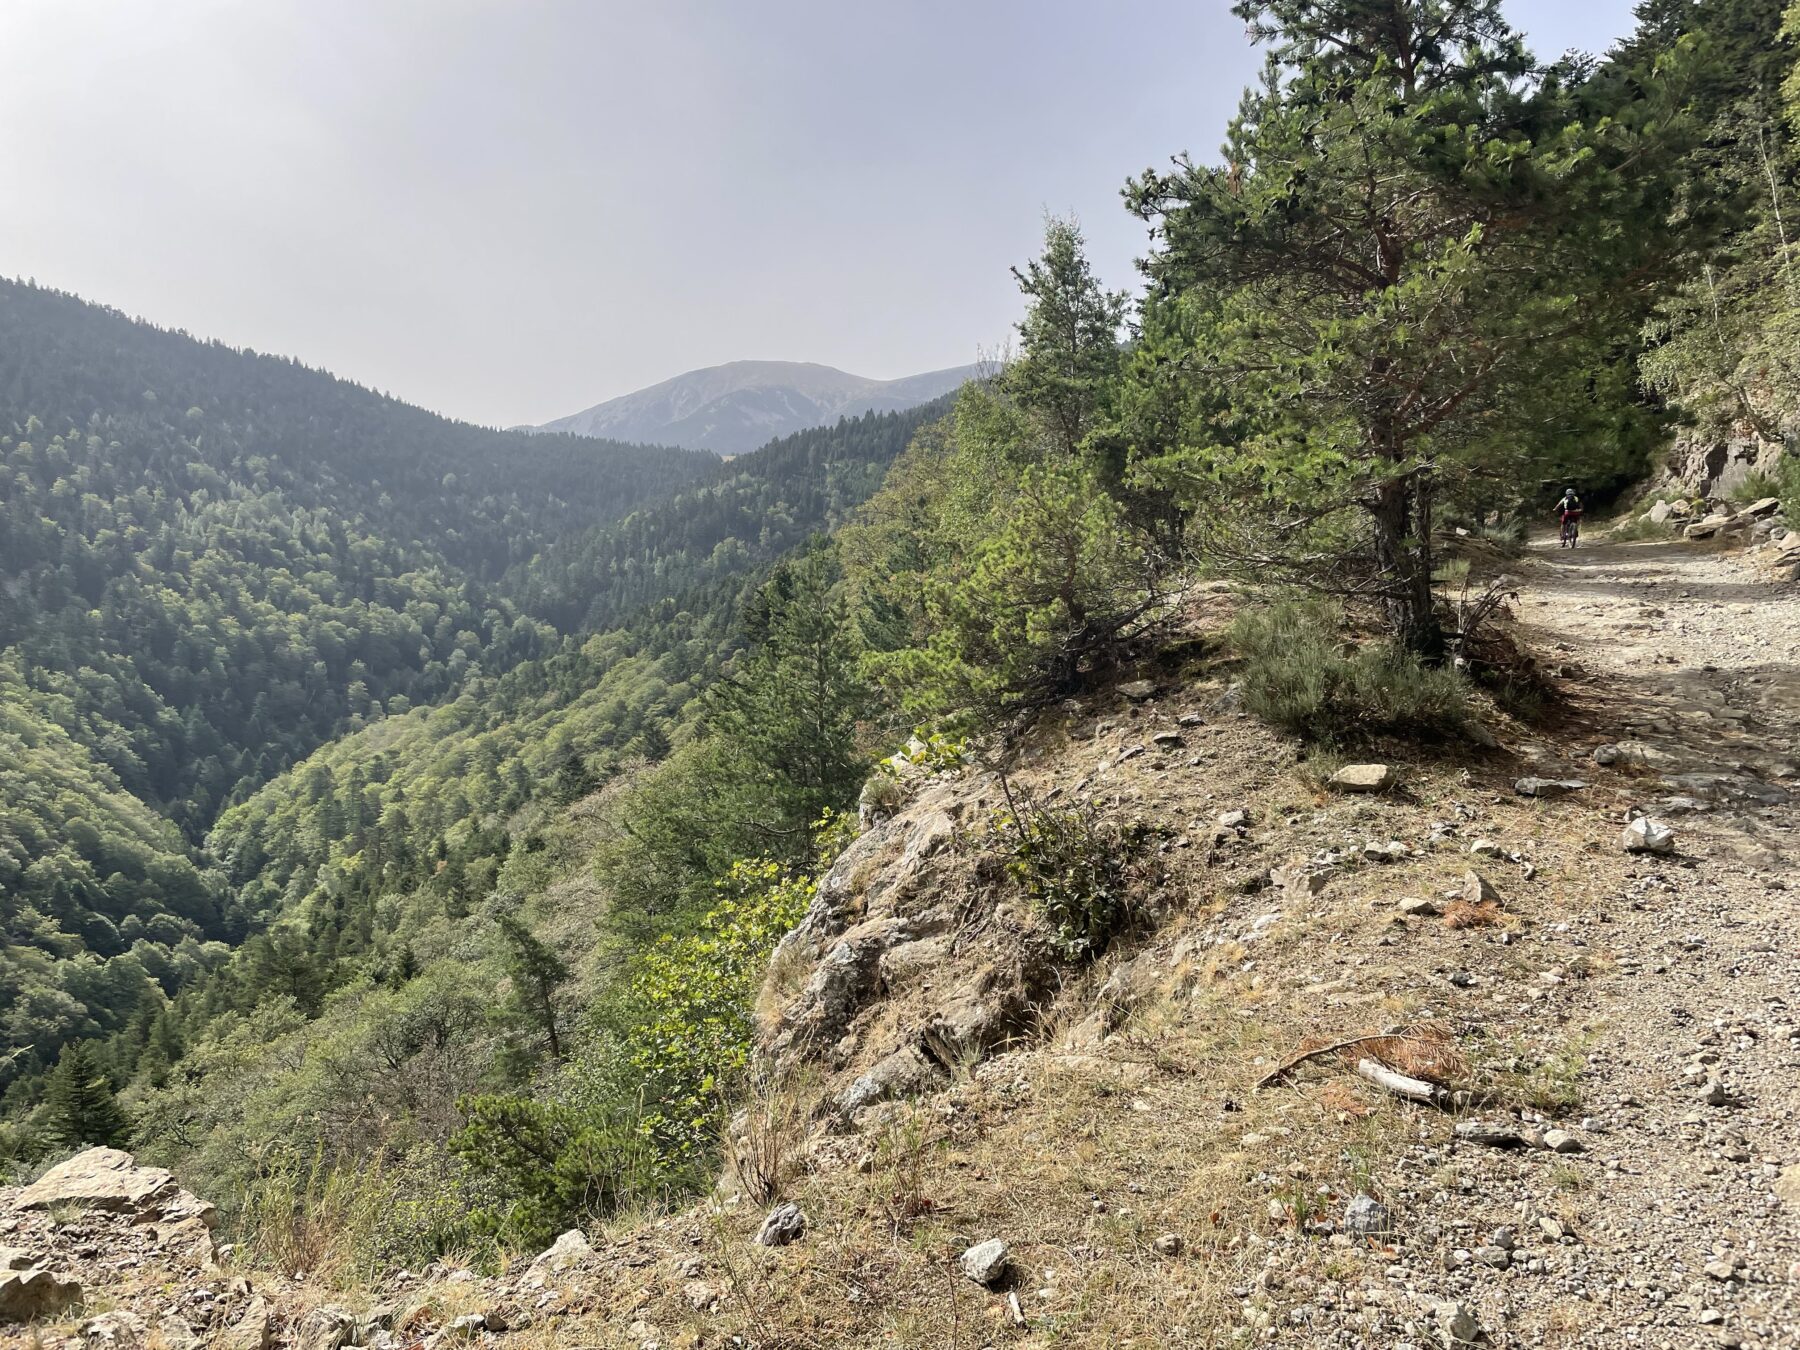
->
[625,859,814,1167]
[451,858,815,1246]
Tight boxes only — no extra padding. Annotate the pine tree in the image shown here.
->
[1127,0,1719,654]
[707,547,871,825]
[43,1041,129,1149]
[1008,216,1128,456]
[495,908,570,1059]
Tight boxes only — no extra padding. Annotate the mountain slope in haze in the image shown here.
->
[0,280,715,1091]
[538,358,980,454]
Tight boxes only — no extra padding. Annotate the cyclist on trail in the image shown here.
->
[1557,487,1583,547]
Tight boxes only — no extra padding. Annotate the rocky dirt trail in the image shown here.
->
[1485,537,1800,1347]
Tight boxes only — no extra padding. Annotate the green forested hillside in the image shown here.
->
[0,338,937,1180]
[0,280,713,835]
[6,0,1795,1287]
[508,402,953,633]
[0,280,713,1099]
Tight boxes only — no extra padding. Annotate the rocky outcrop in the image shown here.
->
[760,764,1066,1126]
[0,1266,81,1322]
[18,1147,213,1227]
[1664,431,1786,499]
[0,1149,231,1331]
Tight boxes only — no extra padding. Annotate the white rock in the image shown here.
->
[961,1238,1010,1286]
[1621,817,1676,855]
[1328,764,1398,793]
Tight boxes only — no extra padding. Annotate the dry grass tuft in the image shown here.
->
[1442,898,1503,929]
[1351,1023,1466,1083]
[731,1072,814,1206]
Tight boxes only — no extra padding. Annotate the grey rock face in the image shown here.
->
[840,1044,944,1114]
[218,1296,274,1350]
[293,1305,356,1350]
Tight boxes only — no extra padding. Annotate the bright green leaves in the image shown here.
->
[624,859,812,1166]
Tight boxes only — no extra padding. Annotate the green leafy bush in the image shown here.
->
[993,785,1134,960]
[883,729,971,778]
[625,859,814,1167]
[1231,601,1467,743]
[450,858,814,1246]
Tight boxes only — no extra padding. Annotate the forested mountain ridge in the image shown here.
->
[0,280,713,832]
[508,399,955,632]
[537,358,978,454]
[201,402,941,942]
[0,280,714,1105]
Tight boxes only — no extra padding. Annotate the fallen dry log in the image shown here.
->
[1254,1031,1418,1090]
[1355,1057,1450,1106]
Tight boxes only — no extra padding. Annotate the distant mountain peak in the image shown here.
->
[538,359,980,455]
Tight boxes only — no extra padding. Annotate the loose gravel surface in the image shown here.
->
[1460,539,1800,1348]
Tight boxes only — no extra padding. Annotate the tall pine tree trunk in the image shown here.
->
[1369,473,1444,659]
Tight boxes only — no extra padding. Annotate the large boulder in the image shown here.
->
[18,1147,173,1212]
[1685,513,1739,540]
[0,1267,82,1323]
[1647,500,1674,525]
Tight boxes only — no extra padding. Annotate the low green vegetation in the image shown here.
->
[994,786,1137,961]
[1231,602,1469,743]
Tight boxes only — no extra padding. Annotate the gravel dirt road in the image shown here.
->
[1490,537,1800,1347]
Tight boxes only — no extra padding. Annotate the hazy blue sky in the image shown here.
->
[0,1,1640,427]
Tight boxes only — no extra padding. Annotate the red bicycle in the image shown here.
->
[1559,510,1582,548]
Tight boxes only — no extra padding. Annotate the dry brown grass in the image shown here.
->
[731,1071,815,1206]
[1442,898,1504,928]
[543,967,1441,1348]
